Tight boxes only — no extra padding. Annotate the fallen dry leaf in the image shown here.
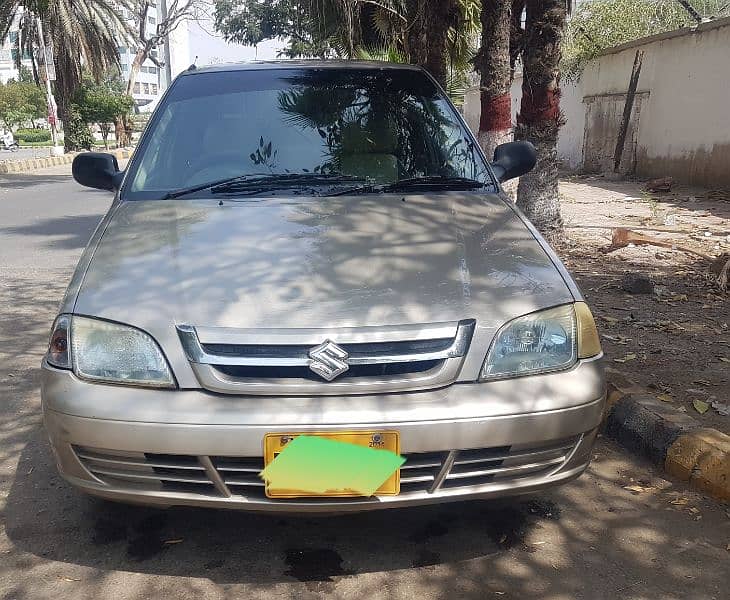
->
[624,484,654,493]
[670,498,689,505]
[711,400,730,416]
[719,357,730,363]
[59,576,81,582]
[614,353,638,363]
[163,539,184,545]
[657,394,673,402]
[693,399,710,414]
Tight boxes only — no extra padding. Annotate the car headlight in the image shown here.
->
[46,315,175,388]
[480,303,600,380]
[47,314,71,369]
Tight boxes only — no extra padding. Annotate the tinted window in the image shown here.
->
[123,68,490,199]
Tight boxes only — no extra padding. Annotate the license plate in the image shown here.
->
[263,431,400,498]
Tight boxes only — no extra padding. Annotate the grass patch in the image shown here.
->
[18,141,54,148]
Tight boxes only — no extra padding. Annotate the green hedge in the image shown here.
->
[15,128,52,143]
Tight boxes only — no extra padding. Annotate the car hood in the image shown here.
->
[75,193,573,332]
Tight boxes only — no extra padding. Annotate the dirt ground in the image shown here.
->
[557,175,730,434]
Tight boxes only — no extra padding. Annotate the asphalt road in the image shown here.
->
[0,166,728,600]
[0,146,57,163]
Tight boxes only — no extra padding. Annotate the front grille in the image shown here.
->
[73,447,218,495]
[74,436,580,500]
[213,360,442,381]
[176,320,475,395]
[202,338,454,359]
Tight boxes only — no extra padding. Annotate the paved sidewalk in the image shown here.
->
[0,148,132,174]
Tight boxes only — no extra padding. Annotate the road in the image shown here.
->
[0,166,728,600]
[0,146,58,163]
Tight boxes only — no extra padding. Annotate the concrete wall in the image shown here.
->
[578,17,730,187]
[463,17,730,187]
[464,77,582,168]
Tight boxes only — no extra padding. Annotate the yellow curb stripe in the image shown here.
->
[665,428,730,501]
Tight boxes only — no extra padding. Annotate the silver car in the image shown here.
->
[42,61,604,512]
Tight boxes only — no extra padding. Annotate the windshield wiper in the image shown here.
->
[325,176,490,197]
[163,173,366,199]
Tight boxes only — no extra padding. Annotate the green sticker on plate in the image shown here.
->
[260,435,405,496]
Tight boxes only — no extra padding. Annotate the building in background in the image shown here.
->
[2,1,283,110]
[163,6,285,85]
[117,1,166,111]
[132,0,286,111]
[0,11,33,84]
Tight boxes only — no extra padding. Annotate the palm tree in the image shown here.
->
[1,0,131,150]
[473,0,513,158]
[513,0,567,237]
[360,0,479,88]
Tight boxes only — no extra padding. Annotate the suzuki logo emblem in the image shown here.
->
[308,340,349,381]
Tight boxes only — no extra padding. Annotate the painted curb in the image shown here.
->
[0,148,132,175]
[604,368,729,502]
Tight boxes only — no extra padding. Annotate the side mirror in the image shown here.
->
[490,141,537,183]
[72,152,123,191]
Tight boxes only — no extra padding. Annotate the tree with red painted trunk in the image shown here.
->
[473,0,513,158]
[514,0,567,236]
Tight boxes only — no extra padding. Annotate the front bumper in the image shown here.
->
[42,357,605,513]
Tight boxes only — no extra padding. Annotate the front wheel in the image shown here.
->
[10,143,19,152]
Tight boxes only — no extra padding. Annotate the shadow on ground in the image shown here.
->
[5,432,557,585]
[0,214,106,251]
[0,174,73,190]
[563,173,730,221]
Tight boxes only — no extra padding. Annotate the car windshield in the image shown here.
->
[123,67,493,199]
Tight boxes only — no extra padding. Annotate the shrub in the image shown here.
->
[64,105,94,151]
[15,128,51,143]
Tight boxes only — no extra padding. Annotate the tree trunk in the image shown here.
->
[126,49,145,97]
[405,0,428,71]
[405,0,457,88]
[424,1,457,87]
[56,95,72,153]
[515,0,566,237]
[119,49,146,148]
[474,0,513,160]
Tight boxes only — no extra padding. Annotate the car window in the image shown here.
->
[123,68,491,199]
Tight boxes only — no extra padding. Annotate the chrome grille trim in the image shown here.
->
[176,321,474,367]
[74,436,579,500]
[176,320,475,395]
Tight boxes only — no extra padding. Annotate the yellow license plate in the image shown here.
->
[263,430,400,498]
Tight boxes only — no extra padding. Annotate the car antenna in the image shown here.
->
[187,56,198,71]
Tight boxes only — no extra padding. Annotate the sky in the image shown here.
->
[179,3,287,72]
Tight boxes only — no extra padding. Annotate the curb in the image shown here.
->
[0,148,133,175]
[604,368,730,502]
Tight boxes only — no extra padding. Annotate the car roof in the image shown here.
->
[179,59,426,76]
